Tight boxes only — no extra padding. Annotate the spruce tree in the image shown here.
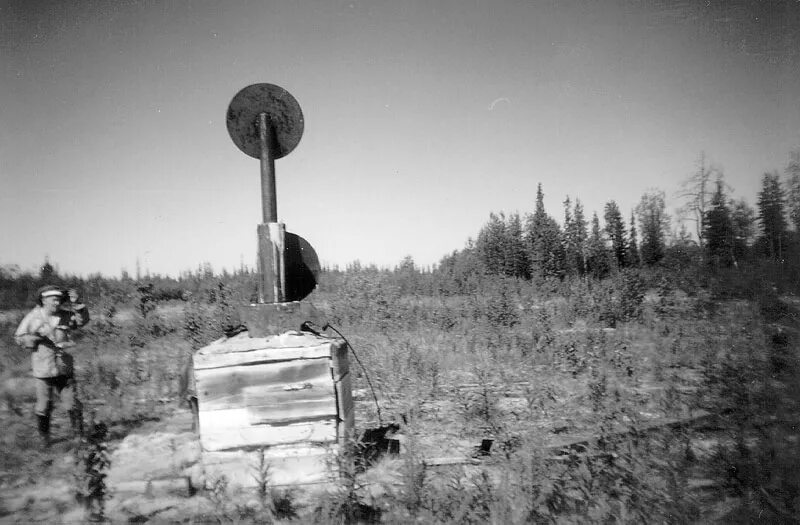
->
[604,201,627,269]
[786,150,800,240]
[437,244,482,294]
[731,198,756,262]
[476,212,529,278]
[563,197,578,276]
[476,212,507,275]
[506,212,530,279]
[757,171,789,261]
[636,190,670,265]
[39,257,58,284]
[525,184,564,279]
[574,199,588,275]
[586,212,610,279]
[704,179,735,267]
[626,212,640,267]
[525,184,548,276]
[541,216,565,279]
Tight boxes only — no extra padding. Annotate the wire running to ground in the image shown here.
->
[324,323,383,427]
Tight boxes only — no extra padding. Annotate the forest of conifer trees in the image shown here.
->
[2,152,800,308]
[442,151,800,294]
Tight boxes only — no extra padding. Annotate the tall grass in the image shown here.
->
[1,265,797,522]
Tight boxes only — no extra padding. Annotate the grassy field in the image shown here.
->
[1,265,798,523]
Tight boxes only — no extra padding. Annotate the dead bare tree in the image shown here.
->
[675,152,725,253]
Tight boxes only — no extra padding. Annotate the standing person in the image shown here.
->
[14,285,90,447]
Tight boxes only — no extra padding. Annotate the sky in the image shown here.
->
[1,0,799,277]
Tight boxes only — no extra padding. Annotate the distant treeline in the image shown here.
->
[2,152,799,308]
[435,152,800,294]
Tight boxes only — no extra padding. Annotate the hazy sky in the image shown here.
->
[2,0,799,277]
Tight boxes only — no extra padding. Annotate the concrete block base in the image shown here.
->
[238,302,325,337]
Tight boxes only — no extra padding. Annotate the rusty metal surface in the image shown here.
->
[226,83,304,159]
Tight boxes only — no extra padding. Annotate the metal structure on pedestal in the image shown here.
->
[190,84,352,488]
[226,83,320,307]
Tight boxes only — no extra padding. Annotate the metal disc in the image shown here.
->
[226,83,304,159]
[284,232,320,302]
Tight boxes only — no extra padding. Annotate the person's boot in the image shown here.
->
[69,409,84,438]
[36,414,51,449]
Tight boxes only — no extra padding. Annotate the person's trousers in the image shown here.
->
[34,375,76,416]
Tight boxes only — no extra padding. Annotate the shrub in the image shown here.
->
[74,420,110,523]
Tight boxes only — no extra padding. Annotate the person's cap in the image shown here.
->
[37,285,64,299]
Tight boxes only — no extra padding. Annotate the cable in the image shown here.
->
[322,323,384,427]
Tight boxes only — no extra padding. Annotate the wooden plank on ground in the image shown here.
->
[425,457,480,466]
[545,410,712,455]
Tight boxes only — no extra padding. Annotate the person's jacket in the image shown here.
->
[14,304,90,378]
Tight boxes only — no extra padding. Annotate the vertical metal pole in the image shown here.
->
[259,112,278,223]
[256,112,285,303]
